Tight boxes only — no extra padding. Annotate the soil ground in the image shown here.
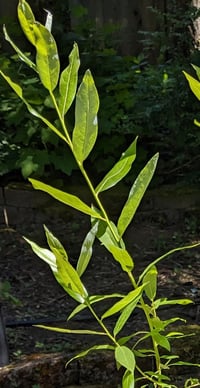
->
[1,186,200,386]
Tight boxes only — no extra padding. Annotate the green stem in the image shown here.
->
[86,302,119,347]
[50,90,120,243]
[128,271,161,385]
[50,91,73,147]
[78,163,120,242]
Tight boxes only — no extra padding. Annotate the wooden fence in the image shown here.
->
[69,0,165,55]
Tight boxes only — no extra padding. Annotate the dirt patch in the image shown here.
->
[0,185,200,386]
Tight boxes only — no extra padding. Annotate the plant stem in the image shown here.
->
[128,271,161,385]
[50,90,120,242]
[86,302,119,347]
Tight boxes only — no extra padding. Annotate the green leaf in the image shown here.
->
[122,369,135,388]
[66,344,114,367]
[68,293,123,321]
[32,22,60,91]
[3,25,37,71]
[0,71,67,143]
[58,43,80,117]
[92,217,124,252]
[170,360,200,367]
[29,178,104,219]
[153,298,193,310]
[115,346,135,372]
[18,0,36,45]
[108,245,134,273]
[23,237,57,272]
[117,153,159,237]
[24,236,88,303]
[72,69,99,163]
[114,297,140,337]
[183,71,200,100]
[35,325,106,336]
[76,222,98,277]
[143,265,157,301]
[44,225,69,262]
[138,242,200,284]
[102,285,145,320]
[152,332,170,351]
[95,137,138,194]
[192,64,200,81]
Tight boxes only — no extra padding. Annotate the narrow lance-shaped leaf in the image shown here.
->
[114,296,140,337]
[192,64,200,81]
[24,236,88,303]
[76,221,98,277]
[122,370,135,388]
[183,71,200,101]
[3,25,37,72]
[0,71,67,143]
[66,344,115,368]
[32,22,60,91]
[117,153,159,237]
[91,216,123,250]
[72,69,99,163]
[18,0,36,45]
[29,178,104,220]
[58,43,80,118]
[95,137,138,194]
[102,285,145,320]
[68,293,124,321]
[151,331,170,351]
[143,265,157,302]
[138,242,200,284]
[44,225,69,262]
[108,245,134,273]
[35,325,106,336]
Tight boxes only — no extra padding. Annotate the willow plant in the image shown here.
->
[0,1,200,387]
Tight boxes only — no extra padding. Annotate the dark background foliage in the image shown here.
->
[0,0,200,187]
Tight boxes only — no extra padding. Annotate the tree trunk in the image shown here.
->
[191,0,200,48]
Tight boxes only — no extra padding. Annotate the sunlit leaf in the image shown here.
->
[24,235,88,303]
[115,345,135,372]
[58,43,80,117]
[117,153,159,237]
[68,293,123,321]
[32,22,60,91]
[122,369,135,388]
[183,71,200,100]
[108,245,134,273]
[3,25,37,71]
[152,332,170,351]
[72,69,99,162]
[153,298,193,310]
[35,325,106,336]
[138,242,200,284]
[143,265,157,301]
[95,137,138,194]
[44,225,68,262]
[66,344,114,367]
[76,221,98,277]
[29,178,104,219]
[102,285,145,320]
[0,71,66,142]
[18,0,36,45]
[114,297,140,337]
[23,237,57,272]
